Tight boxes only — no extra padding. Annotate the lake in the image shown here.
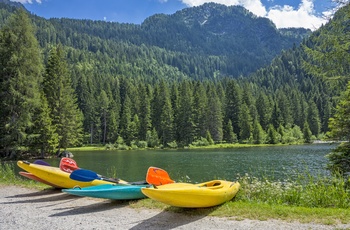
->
[15,143,337,183]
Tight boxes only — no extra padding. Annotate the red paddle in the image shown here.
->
[59,157,79,173]
[146,166,175,185]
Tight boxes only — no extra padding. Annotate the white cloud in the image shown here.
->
[10,0,42,4]
[180,0,329,30]
[266,0,327,30]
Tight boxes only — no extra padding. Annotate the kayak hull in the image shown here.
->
[141,180,240,208]
[17,161,114,189]
[19,171,64,189]
[63,184,149,200]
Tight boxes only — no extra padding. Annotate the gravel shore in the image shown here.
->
[0,185,349,230]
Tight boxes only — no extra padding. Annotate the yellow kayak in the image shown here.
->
[17,161,115,188]
[141,180,240,208]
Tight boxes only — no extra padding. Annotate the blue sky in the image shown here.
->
[12,0,337,31]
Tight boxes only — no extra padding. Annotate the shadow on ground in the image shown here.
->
[50,199,132,217]
[130,206,218,230]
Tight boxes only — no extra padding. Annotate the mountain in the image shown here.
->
[142,3,310,55]
[0,0,24,8]
[0,2,311,80]
[139,3,311,77]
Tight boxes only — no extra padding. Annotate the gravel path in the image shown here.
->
[0,185,348,230]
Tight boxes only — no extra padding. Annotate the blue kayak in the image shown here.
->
[62,184,150,200]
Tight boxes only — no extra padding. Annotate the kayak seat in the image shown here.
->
[128,180,148,185]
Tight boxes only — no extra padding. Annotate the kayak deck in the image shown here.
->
[17,161,115,188]
[63,184,150,200]
[141,180,240,208]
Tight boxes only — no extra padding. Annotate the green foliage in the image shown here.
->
[43,46,83,151]
[0,9,43,158]
[266,124,279,144]
[0,163,17,183]
[223,119,238,144]
[146,128,159,148]
[28,93,59,157]
[301,4,350,176]
[190,137,210,147]
[136,141,148,149]
[303,122,312,143]
[326,142,350,176]
[205,130,214,145]
[328,82,350,141]
[252,118,266,144]
[167,140,178,148]
[237,172,350,208]
[1,2,347,153]
[302,5,350,84]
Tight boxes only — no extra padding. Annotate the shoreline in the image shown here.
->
[1,185,349,230]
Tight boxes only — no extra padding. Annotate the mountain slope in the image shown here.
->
[0,1,311,79]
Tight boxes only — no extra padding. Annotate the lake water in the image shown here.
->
[16,143,337,183]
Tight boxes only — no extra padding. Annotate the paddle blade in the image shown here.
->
[146,167,175,185]
[33,160,50,166]
[60,157,79,173]
[70,169,99,182]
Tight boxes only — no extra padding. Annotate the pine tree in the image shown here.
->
[328,82,350,141]
[138,84,152,140]
[238,103,252,142]
[256,91,271,131]
[75,73,98,144]
[267,124,278,144]
[152,80,174,147]
[252,117,265,144]
[98,90,109,144]
[29,93,58,157]
[106,100,120,143]
[193,81,208,139]
[177,81,195,145]
[207,84,223,142]
[120,94,133,145]
[160,93,174,147]
[224,80,242,139]
[302,6,350,174]
[43,46,83,152]
[307,100,321,136]
[303,121,312,143]
[146,128,159,148]
[223,119,237,143]
[0,9,43,157]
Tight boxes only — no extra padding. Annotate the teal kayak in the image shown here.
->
[62,184,149,200]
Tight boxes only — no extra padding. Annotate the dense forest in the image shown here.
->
[0,1,348,159]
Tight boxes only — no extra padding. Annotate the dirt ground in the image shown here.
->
[0,185,349,230]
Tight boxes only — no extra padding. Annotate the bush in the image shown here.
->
[167,141,178,148]
[137,141,148,149]
[190,137,210,147]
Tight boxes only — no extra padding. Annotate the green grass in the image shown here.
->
[67,146,106,151]
[236,173,350,208]
[0,162,50,189]
[2,162,350,225]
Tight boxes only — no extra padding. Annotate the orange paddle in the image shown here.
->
[146,166,175,185]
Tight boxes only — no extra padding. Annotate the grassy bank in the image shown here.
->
[1,162,349,225]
